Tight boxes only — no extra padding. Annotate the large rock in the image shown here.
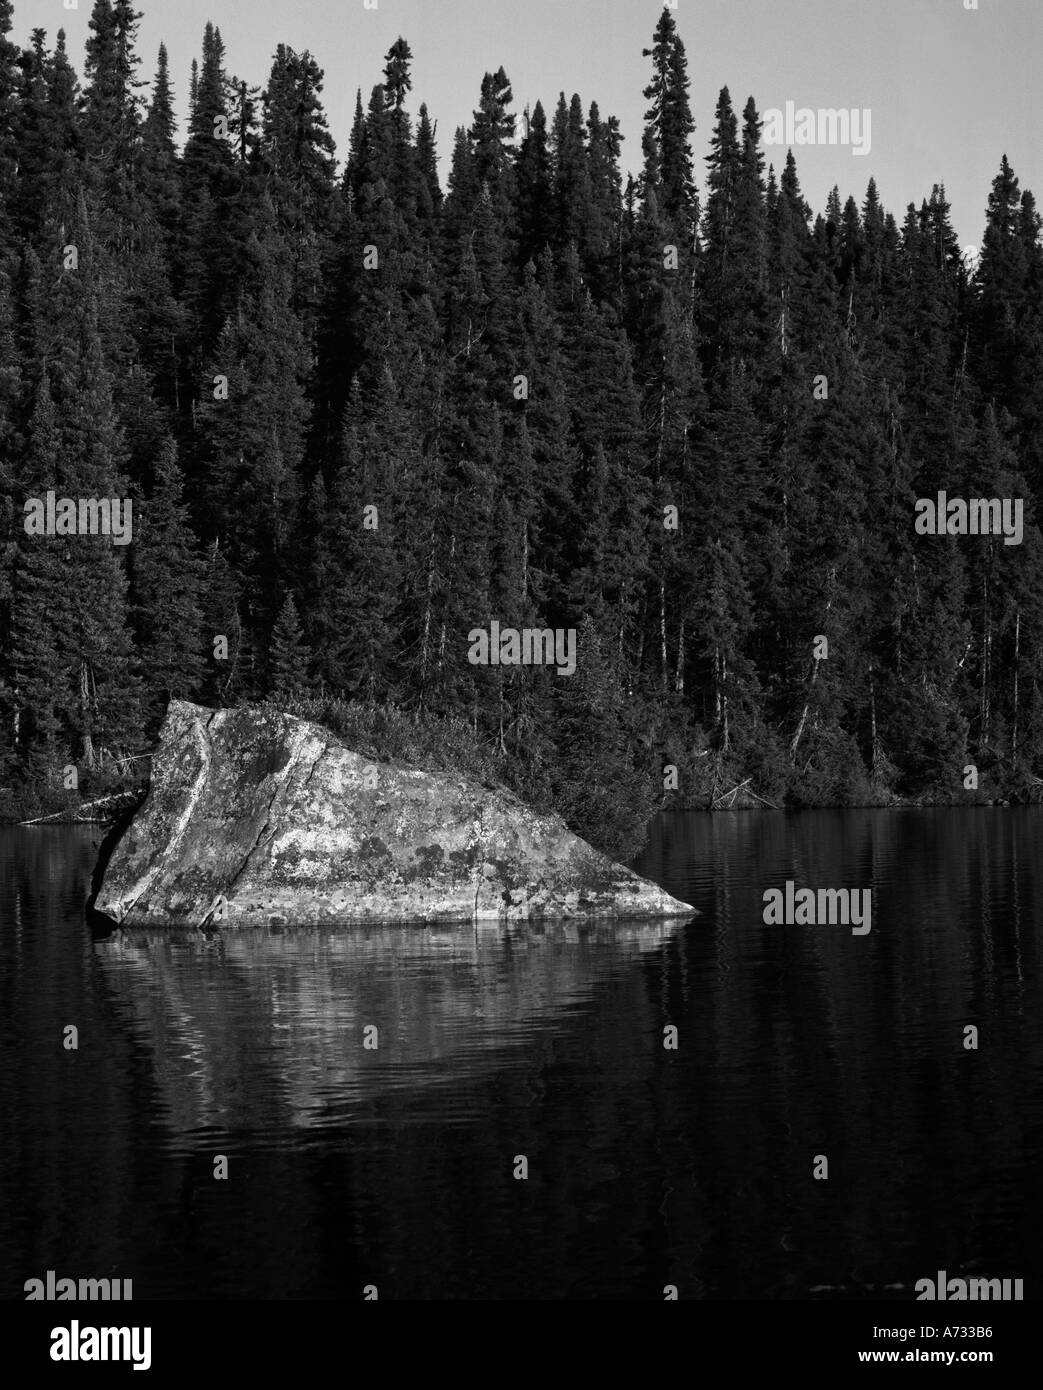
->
[90,701,694,927]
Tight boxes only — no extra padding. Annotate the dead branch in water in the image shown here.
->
[711,778,778,811]
[18,790,144,826]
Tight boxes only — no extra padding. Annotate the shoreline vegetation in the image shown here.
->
[1,7,1042,859]
[3,698,1040,858]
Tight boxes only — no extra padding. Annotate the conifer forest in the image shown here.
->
[2,1,1042,857]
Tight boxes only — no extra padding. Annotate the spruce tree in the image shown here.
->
[516,101,552,266]
[470,66,516,229]
[552,93,592,252]
[14,30,84,242]
[199,205,310,632]
[131,438,206,716]
[82,0,145,179]
[414,102,442,223]
[641,10,697,246]
[585,102,624,303]
[261,44,337,336]
[701,88,769,378]
[141,44,178,224]
[269,593,315,700]
[0,0,18,235]
[179,23,238,357]
[42,206,143,770]
[8,373,74,766]
[382,37,419,215]
[320,376,406,702]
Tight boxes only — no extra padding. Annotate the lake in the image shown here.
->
[1,809,1040,1299]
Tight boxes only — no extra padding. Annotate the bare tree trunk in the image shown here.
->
[220,606,243,700]
[868,663,879,779]
[792,579,834,762]
[617,217,624,306]
[438,531,456,670]
[1012,608,1020,766]
[80,661,95,772]
[952,327,969,406]
[655,376,666,479]
[980,570,991,741]
[418,525,436,705]
[659,574,668,689]
[790,665,819,763]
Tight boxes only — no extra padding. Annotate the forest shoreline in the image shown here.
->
[4,685,1040,845]
[2,5,1041,859]
[2,785,1036,831]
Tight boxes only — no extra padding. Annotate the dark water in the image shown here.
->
[1,810,1041,1300]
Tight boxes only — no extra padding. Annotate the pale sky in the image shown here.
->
[11,0,1042,247]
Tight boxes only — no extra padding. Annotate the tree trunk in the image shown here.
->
[868,663,879,780]
[980,569,991,740]
[437,530,456,671]
[792,580,834,762]
[418,524,436,705]
[659,573,668,689]
[80,661,96,772]
[1012,608,1020,766]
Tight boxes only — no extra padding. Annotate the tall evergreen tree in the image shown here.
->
[470,66,516,231]
[640,9,697,245]
[12,225,143,776]
[81,0,144,176]
[199,203,310,630]
[131,437,206,715]
[14,30,83,242]
[516,101,552,266]
[0,0,19,236]
[269,593,315,700]
[415,102,442,222]
[179,23,238,357]
[141,43,178,215]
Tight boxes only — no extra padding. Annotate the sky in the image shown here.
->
[10,0,1042,247]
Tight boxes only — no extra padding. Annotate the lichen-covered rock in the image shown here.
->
[90,701,695,927]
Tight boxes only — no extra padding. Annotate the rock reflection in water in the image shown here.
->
[94,919,687,1137]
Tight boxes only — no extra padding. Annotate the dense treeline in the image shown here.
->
[1,2,1042,852]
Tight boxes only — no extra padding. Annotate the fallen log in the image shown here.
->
[19,790,144,826]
